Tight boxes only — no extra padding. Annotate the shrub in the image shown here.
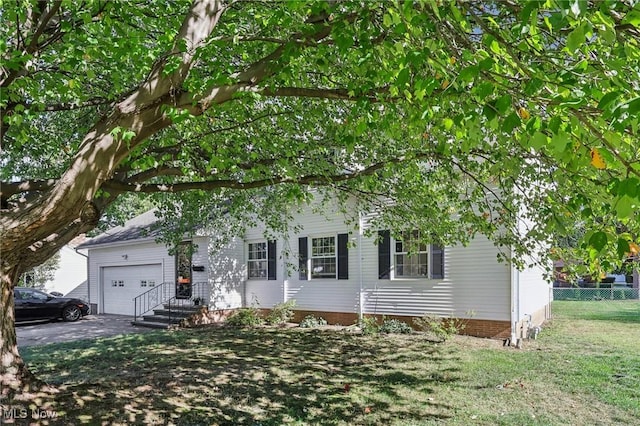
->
[265,299,296,325]
[226,307,264,327]
[413,314,465,342]
[358,316,380,335]
[299,315,328,328]
[379,318,413,334]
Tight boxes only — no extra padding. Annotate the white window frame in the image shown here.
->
[393,231,431,279]
[247,241,268,280]
[310,235,337,279]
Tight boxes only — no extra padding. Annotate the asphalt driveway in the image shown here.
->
[17,314,156,347]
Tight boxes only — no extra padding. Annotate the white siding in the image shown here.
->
[206,237,244,309]
[45,246,87,295]
[65,280,89,301]
[361,235,510,321]
[244,237,285,308]
[283,202,361,313]
[242,227,286,308]
[241,199,511,321]
[515,203,552,325]
[87,240,172,314]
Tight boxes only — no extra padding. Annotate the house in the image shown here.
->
[78,199,552,340]
[42,236,88,298]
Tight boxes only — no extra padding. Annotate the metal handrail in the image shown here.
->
[133,281,174,322]
[134,281,210,323]
[164,281,209,323]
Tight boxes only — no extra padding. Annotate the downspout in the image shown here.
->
[283,237,288,304]
[358,211,364,322]
[510,246,520,346]
[75,247,90,304]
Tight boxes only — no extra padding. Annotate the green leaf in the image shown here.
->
[443,118,454,130]
[617,238,630,258]
[478,57,494,71]
[502,113,521,133]
[589,231,608,251]
[495,95,512,115]
[566,24,585,53]
[597,91,620,111]
[458,65,479,82]
[600,26,616,44]
[482,103,497,121]
[529,131,548,149]
[615,195,635,219]
[551,132,569,154]
[618,177,639,198]
[123,130,136,142]
[396,67,410,87]
[621,10,640,27]
[626,96,640,115]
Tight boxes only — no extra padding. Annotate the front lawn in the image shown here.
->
[17,301,640,425]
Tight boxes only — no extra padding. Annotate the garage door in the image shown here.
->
[102,264,163,315]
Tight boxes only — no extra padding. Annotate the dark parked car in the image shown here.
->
[14,287,90,322]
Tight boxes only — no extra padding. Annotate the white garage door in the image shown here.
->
[102,264,163,315]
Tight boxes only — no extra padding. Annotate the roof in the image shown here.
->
[76,210,161,249]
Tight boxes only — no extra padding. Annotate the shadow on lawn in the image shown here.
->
[23,327,461,425]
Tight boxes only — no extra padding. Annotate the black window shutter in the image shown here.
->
[267,240,277,280]
[337,233,349,280]
[378,230,391,279]
[298,237,308,280]
[431,244,444,279]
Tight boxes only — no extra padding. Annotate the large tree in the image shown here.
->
[1,0,639,396]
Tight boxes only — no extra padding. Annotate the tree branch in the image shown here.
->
[1,179,57,201]
[103,160,391,193]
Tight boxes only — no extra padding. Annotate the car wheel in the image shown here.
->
[63,305,82,322]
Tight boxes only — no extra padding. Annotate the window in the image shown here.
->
[148,280,156,287]
[298,235,348,280]
[247,240,276,280]
[248,242,268,279]
[140,280,147,287]
[112,280,124,287]
[394,230,428,278]
[378,229,444,280]
[311,236,337,279]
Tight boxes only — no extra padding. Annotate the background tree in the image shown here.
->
[17,252,61,290]
[1,0,639,397]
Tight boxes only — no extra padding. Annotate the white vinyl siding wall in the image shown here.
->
[87,237,210,314]
[207,237,244,309]
[243,237,284,308]
[360,234,510,320]
[242,200,511,321]
[87,240,172,314]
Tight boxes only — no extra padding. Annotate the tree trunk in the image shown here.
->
[0,264,34,399]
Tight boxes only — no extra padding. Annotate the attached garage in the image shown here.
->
[102,263,163,315]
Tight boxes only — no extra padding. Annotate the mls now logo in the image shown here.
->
[1,405,57,421]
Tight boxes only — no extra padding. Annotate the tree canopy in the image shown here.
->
[1,0,640,392]
[0,0,640,312]
[3,0,639,274]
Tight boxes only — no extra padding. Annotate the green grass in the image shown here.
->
[17,301,640,425]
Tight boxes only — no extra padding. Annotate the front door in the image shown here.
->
[176,242,192,299]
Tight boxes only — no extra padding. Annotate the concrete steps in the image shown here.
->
[132,304,205,329]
